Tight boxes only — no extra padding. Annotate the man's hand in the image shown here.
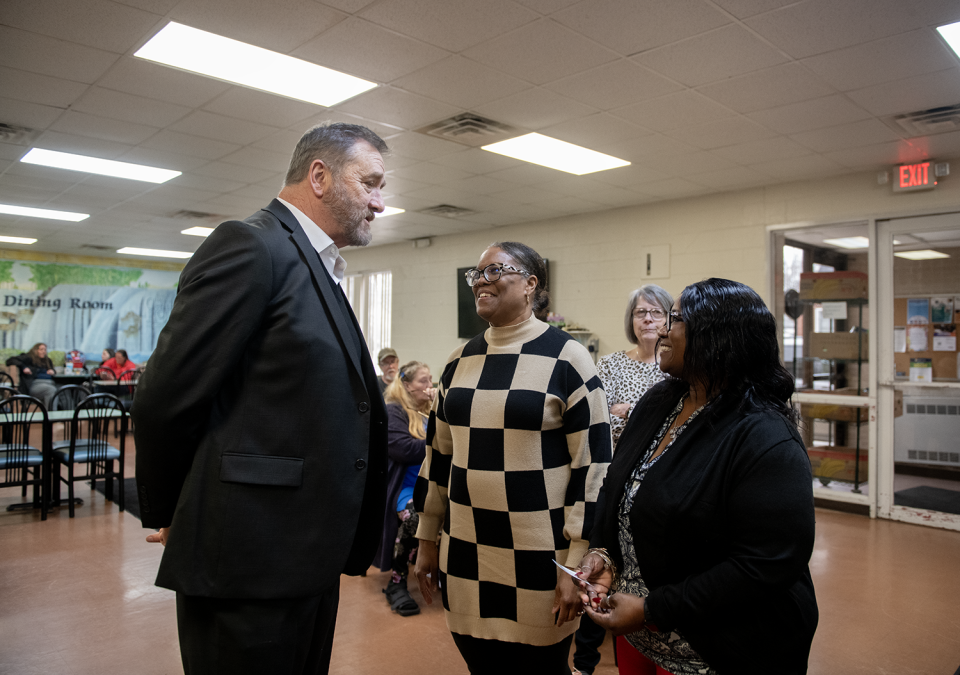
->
[414,538,440,604]
[146,527,170,546]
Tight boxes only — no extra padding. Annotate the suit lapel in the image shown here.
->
[265,200,366,383]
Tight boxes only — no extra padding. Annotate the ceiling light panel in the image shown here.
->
[117,247,193,259]
[21,149,181,184]
[823,236,869,249]
[0,203,90,222]
[380,207,405,217]
[0,236,38,245]
[135,22,377,107]
[937,21,960,58]
[181,226,215,237]
[894,249,950,260]
[482,133,631,175]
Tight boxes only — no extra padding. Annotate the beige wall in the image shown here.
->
[343,168,960,375]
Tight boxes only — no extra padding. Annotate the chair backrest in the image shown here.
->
[0,385,20,401]
[0,395,47,482]
[0,371,13,387]
[51,384,90,412]
[67,393,125,462]
[93,366,117,382]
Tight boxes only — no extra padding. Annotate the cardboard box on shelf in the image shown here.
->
[807,445,867,483]
[808,332,869,360]
[799,271,868,300]
[799,388,902,419]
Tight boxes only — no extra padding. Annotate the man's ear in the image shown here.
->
[308,159,328,198]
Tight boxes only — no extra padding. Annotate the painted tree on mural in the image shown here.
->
[0,261,14,285]
[26,264,142,290]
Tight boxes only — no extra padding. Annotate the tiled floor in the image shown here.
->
[2,440,960,674]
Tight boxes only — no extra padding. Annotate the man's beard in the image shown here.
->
[329,181,373,247]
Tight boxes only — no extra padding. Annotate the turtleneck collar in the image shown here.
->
[485,315,549,348]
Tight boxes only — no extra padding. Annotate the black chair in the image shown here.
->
[0,395,48,520]
[0,371,14,387]
[51,384,90,412]
[0,385,20,400]
[52,393,126,517]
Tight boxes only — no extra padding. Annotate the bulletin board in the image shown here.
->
[893,296,958,380]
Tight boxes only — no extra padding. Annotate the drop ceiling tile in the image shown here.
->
[538,114,647,151]
[72,87,192,128]
[696,63,836,114]
[0,145,30,162]
[431,148,521,174]
[746,94,873,134]
[513,0,582,14]
[484,163,568,185]
[129,185,222,208]
[398,162,475,184]
[0,26,118,84]
[473,88,598,130]
[201,89,321,128]
[552,0,731,55]
[384,132,472,163]
[544,60,682,111]
[662,116,779,150]
[744,0,920,59]
[31,130,135,159]
[545,195,607,213]
[635,25,789,88]
[334,87,460,130]
[293,18,448,84]
[846,68,960,117]
[611,91,736,133]
[490,186,562,204]
[463,19,618,86]
[628,177,706,198]
[585,164,671,188]
[927,130,960,158]
[822,140,914,169]
[50,110,158,145]
[593,133,699,165]
[802,29,959,92]
[381,176,434,195]
[172,173,247,193]
[0,66,89,109]
[791,119,902,153]
[251,130,306,155]
[219,147,292,173]
[118,147,208,173]
[685,165,767,189]
[169,0,348,53]
[98,57,230,108]
[359,0,539,52]
[640,150,739,175]
[0,97,64,131]
[1,164,85,191]
[713,136,813,164]
[393,56,531,110]
[582,185,649,207]
[2,0,161,54]
[141,130,241,160]
[169,111,278,145]
[748,153,847,181]
[191,162,278,185]
[114,0,179,12]
[444,175,519,195]
[319,0,378,12]
[710,0,797,19]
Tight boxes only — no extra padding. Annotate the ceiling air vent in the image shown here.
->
[0,122,39,146]
[416,113,519,148]
[419,204,476,218]
[168,209,224,221]
[885,104,960,138]
[80,244,114,252]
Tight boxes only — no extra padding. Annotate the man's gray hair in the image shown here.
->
[284,122,389,186]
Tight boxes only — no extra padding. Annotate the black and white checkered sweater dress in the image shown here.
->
[415,316,612,646]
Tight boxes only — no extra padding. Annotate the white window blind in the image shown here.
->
[344,270,392,364]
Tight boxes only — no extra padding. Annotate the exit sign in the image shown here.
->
[892,161,936,192]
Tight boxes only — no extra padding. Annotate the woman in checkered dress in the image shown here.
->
[414,242,612,674]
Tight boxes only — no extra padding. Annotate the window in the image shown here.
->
[344,270,392,363]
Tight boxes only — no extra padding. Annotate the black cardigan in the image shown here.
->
[591,381,818,674]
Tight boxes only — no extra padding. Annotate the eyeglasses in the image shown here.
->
[667,311,684,331]
[464,263,529,287]
[633,309,666,320]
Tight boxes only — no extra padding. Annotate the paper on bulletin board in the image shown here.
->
[907,298,929,325]
[821,301,847,320]
[910,358,933,383]
[894,327,907,353]
[933,324,957,351]
[931,297,954,323]
[907,325,928,352]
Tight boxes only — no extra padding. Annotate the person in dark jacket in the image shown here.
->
[6,342,56,407]
[573,278,818,675]
[374,360,435,616]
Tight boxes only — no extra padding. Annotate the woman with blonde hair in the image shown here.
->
[375,360,436,616]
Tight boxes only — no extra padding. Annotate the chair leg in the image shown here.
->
[67,464,75,518]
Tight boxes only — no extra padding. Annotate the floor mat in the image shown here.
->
[893,485,960,516]
[90,477,140,520]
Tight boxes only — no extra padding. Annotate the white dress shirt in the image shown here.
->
[277,197,347,284]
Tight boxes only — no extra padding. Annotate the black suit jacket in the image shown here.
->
[134,199,387,599]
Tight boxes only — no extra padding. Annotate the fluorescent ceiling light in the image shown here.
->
[482,133,630,175]
[379,207,405,217]
[117,247,193,259]
[21,148,181,184]
[937,21,960,57]
[823,236,869,249]
[0,203,89,222]
[135,22,377,107]
[0,236,37,245]
[181,226,215,237]
[894,249,950,260]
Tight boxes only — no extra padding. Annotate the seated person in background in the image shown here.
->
[377,347,399,394]
[100,349,137,379]
[6,342,57,408]
[100,348,115,366]
[374,360,435,617]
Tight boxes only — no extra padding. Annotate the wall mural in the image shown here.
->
[0,260,180,364]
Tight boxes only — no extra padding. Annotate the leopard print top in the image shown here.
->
[596,350,665,450]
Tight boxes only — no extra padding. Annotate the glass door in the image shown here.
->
[877,213,960,532]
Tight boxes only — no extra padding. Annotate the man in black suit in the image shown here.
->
[133,123,389,675]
